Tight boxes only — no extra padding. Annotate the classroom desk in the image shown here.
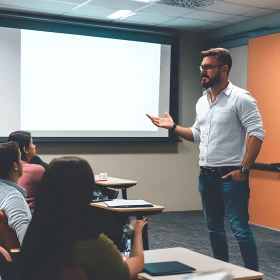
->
[90,200,164,251]
[95,176,137,199]
[138,247,264,280]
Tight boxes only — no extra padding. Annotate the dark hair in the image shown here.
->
[0,142,20,179]
[201,48,232,76]
[18,157,100,280]
[8,131,31,162]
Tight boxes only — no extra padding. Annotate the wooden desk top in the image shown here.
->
[139,247,264,280]
[94,176,137,187]
[91,200,164,213]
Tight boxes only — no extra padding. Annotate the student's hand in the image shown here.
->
[133,217,147,234]
[146,112,174,129]
[222,170,247,181]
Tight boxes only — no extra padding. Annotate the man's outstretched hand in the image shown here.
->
[146,112,174,129]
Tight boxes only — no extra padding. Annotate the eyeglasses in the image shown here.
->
[199,64,223,72]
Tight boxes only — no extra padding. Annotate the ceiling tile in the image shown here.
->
[117,12,174,25]
[86,0,150,11]
[222,15,251,24]
[183,10,235,22]
[161,17,212,28]
[138,3,194,17]
[197,1,257,15]
[44,0,88,4]
[65,5,116,18]
[63,13,113,22]
[243,8,277,17]
[223,0,280,9]
[0,0,76,12]
[0,4,63,14]
[196,22,228,31]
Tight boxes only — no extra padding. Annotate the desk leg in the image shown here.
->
[142,223,149,250]
[122,188,127,199]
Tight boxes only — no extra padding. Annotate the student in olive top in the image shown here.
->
[17,156,146,280]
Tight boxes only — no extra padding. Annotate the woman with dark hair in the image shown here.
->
[17,157,146,280]
[8,131,47,213]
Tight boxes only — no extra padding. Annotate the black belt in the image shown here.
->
[200,166,240,176]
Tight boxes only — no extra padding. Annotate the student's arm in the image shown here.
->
[126,218,147,279]
[3,193,32,245]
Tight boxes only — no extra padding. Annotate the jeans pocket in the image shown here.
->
[222,179,250,196]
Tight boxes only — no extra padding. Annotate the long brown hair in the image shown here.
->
[18,157,100,280]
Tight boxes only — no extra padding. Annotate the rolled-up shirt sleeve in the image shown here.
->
[237,93,265,141]
[3,192,31,245]
[190,115,201,144]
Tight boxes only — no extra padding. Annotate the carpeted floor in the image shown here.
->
[148,211,280,280]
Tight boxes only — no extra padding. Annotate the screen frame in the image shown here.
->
[0,11,179,143]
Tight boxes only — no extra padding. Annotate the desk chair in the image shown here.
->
[0,211,20,251]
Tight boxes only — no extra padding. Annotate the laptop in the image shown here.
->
[143,261,196,276]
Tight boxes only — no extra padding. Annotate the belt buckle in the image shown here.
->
[205,168,214,176]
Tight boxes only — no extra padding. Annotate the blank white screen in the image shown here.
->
[0,27,172,138]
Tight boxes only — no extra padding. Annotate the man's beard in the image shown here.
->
[201,73,221,88]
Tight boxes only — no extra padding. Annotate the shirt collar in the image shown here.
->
[203,82,233,97]
[0,179,26,197]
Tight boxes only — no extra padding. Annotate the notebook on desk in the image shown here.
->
[91,198,113,203]
[143,261,196,276]
[105,199,154,208]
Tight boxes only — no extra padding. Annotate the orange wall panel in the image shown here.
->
[248,33,280,230]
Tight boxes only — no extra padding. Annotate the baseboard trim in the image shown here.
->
[250,222,280,232]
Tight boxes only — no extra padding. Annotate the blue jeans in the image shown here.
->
[198,170,259,271]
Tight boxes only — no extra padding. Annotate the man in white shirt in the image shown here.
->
[0,141,32,245]
[147,48,264,271]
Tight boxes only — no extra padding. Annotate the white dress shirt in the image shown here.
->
[190,82,265,167]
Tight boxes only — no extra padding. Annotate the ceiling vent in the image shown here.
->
[155,0,214,9]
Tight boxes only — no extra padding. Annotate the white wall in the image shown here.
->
[35,31,203,212]
[228,45,248,90]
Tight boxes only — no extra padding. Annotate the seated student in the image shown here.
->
[8,131,46,213]
[17,157,146,280]
[0,142,32,245]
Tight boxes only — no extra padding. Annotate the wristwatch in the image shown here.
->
[240,166,250,174]
[170,123,177,132]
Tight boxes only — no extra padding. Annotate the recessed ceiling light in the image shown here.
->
[120,12,137,20]
[107,10,132,19]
